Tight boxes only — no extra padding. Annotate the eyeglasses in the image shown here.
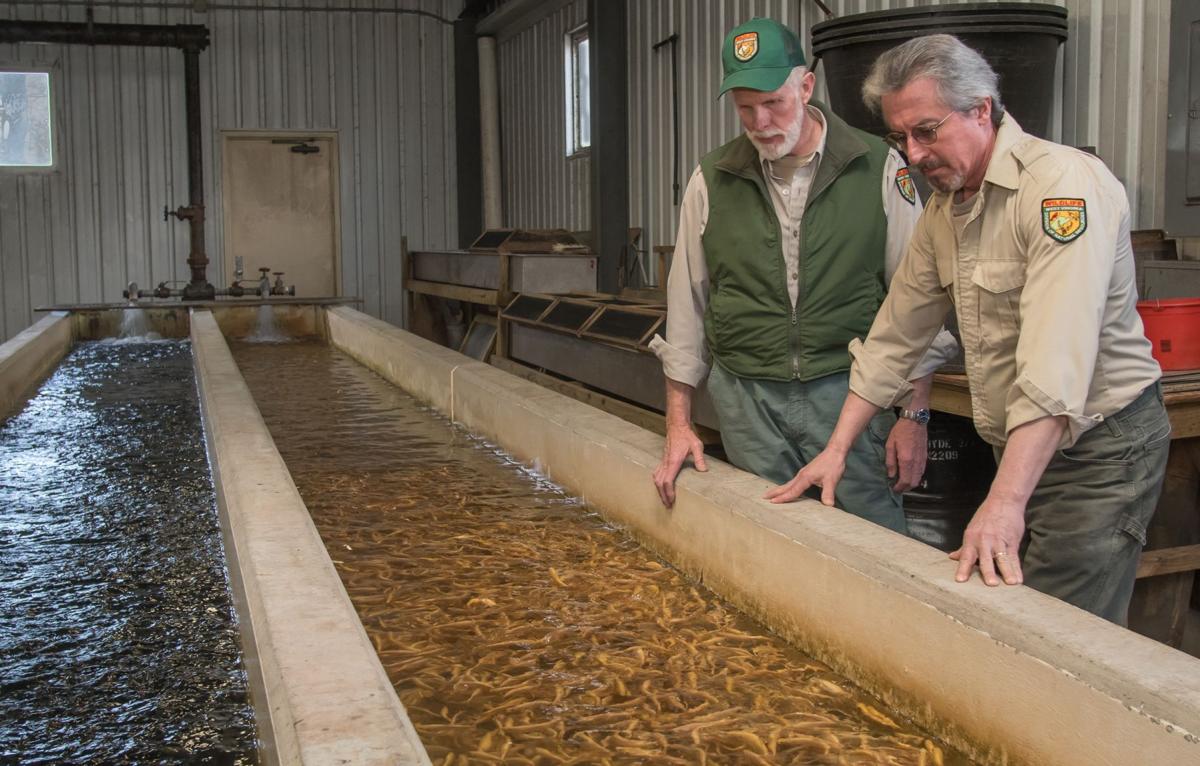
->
[884,111,955,153]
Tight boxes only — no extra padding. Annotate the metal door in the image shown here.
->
[221,132,340,297]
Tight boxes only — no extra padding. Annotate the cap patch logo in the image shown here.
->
[734,32,758,62]
[1042,198,1087,243]
[895,167,916,205]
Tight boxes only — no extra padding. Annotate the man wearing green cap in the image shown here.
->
[650,18,957,533]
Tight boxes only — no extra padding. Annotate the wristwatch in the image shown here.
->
[898,407,931,426]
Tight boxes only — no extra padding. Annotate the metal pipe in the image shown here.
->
[180,47,213,300]
[1,18,216,300]
[125,282,184,300]
[453,15,482,248]
[0,19,208,49]
[1,2,454,23]
[478,35,503,229]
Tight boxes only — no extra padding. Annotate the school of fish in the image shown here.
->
[233,341,971,766]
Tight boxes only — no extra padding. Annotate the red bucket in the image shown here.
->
[1137,298,1200,371]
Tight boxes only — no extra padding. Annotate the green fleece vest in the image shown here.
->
[700,104,890,381]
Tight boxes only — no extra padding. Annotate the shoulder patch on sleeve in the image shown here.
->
[1041,198,1087,243]
[895,166,916,205]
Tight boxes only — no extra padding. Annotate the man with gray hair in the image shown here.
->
[767,34,1169,625]
[650,17,956,535]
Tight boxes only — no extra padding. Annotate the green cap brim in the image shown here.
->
[718,65,794,97]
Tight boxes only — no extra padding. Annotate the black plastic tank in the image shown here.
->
[811,3,1068,140]
[903,411,997,553]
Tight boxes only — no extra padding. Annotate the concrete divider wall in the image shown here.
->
[326,306,472,416]
[0,312,73,422]
[191,310,431,766]
[324,306,1200,766]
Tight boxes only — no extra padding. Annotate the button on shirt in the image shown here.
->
[767,151,816,307]
[651,106,957,389]
[848,115,1161,448]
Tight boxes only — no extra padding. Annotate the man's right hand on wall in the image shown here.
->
[653,424,708,507]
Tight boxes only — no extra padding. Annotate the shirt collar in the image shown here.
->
[760,104,826,178]
[980,112,1027,191]
[926,112,1026,215]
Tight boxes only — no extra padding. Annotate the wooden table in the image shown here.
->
[931,373,1200,647]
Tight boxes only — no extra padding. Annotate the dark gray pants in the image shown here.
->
[1012,383,1171,625]
[707,366,906,534]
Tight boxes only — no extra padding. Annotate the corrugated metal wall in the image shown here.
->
[0,0,1177,343]
[0,0,459,343]
[626,0,1174,282]
[628,0,800,280]
[1058,0,1171,237]
[496,0,590,232]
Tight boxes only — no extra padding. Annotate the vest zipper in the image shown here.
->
[791,307,800,378]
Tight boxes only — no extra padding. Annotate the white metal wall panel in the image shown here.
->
[0,0,460,342]
[497,0,590,233]
[1059,0,1171,237]
[628,0,800,284]
[627,0,1172,283]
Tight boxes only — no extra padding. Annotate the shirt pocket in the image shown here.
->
[970,259,1025,336]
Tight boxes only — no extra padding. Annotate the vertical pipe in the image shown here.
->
[185,49,204,210]
[454,16,483,247]
[588,0,629,293]
[478,35,503,229]
[181,46,213,299]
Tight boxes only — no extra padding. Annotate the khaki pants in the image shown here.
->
[1012,383,1170,625]
[706,365,906,534]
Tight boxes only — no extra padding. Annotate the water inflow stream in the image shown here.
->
[234,340,970,766]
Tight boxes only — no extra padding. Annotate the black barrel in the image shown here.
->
[811,3,1068,140]
[904,411,997,552]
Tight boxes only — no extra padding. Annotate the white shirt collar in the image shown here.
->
[761,104,826,181]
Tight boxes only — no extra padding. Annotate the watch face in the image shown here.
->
[915,409,930,425]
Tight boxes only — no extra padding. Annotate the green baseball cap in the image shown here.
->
[719,17,807,96]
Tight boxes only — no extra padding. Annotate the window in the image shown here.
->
[564,25,590,156]
[0,70,54,169]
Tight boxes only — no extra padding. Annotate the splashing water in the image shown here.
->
[244,304,289,343]
[116,307,162,342]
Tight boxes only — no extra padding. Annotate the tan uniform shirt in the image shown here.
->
[849,115,1161,448]
[651,107,957,388]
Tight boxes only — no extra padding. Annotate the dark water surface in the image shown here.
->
[0,340,256,765]
[235,340,971,766]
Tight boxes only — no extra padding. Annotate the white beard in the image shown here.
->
[748,118,802,161]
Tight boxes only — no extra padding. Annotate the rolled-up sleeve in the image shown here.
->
[851,207,954,409]
[649,166,712,388]
[881,149,959,381]
[1005,160,1118,446]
